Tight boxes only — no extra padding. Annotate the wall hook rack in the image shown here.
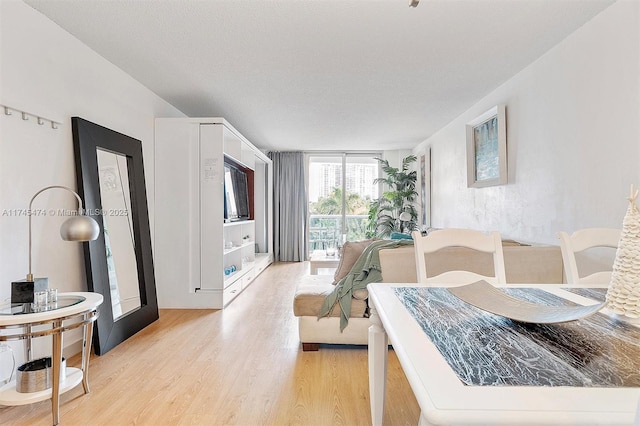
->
[0,103,62,130]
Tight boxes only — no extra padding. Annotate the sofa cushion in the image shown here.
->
[379,246,417,282]
[294,277,368,317]
[332,239,376,284]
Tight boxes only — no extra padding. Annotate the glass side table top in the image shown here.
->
[0,295,86,315]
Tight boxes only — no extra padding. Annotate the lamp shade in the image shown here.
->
[60,215,100,242]
[24,185,102,283]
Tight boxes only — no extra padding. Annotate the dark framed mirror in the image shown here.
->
[72,117,158,355]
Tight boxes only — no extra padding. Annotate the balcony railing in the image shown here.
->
[309,214,369,251]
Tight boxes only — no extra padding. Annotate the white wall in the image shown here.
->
[0,0,184,362]
[382,149,414,170]
[414,0,640,245]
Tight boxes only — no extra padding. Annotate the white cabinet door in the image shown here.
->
[199,124,225,290]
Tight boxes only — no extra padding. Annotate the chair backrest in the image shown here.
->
[557,228,620,285]
[410,229,506,286]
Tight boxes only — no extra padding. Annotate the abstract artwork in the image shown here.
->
[466,105,507,188]
[419,149,430,227]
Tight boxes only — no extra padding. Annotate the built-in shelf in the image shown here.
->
[155,118,273,308]
[223,269,241,284]
[255,253,271,261]
[242,260,256,270]
[223,220,254,228]
[223,241,252,254]
[223,265,252,287]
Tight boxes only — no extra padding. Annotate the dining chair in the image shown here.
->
[410,229,506,286]
[557,228,620,285]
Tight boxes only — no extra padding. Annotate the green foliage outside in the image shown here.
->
[309,187,370,215]
[309,187,373,244]
[366,155,419,238]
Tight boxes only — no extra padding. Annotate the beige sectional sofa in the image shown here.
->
[293,242,563,351]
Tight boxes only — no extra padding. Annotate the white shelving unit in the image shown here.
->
[155,118,273,308]
[222,220,256,290]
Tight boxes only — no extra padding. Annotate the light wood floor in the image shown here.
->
[0,262,420,425]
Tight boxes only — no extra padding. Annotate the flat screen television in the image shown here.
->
[224,162,251,221]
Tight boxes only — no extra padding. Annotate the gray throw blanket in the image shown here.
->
[317,239,414,331]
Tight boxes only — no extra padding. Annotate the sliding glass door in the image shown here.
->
[307,153,380,253]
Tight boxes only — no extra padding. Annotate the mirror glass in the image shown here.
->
[96,149,141,320]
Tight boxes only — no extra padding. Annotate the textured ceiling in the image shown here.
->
[25,0,615,151]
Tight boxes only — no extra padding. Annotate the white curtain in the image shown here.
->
[268,151,308,262]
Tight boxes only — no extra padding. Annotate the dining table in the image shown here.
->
[367,282,640,425]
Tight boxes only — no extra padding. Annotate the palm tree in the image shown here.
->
[310,188,372,243]
[367,155,418,238]
[311,187,370,215]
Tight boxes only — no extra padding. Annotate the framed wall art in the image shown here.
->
[466,105,507,188]
[419,148,431,228]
